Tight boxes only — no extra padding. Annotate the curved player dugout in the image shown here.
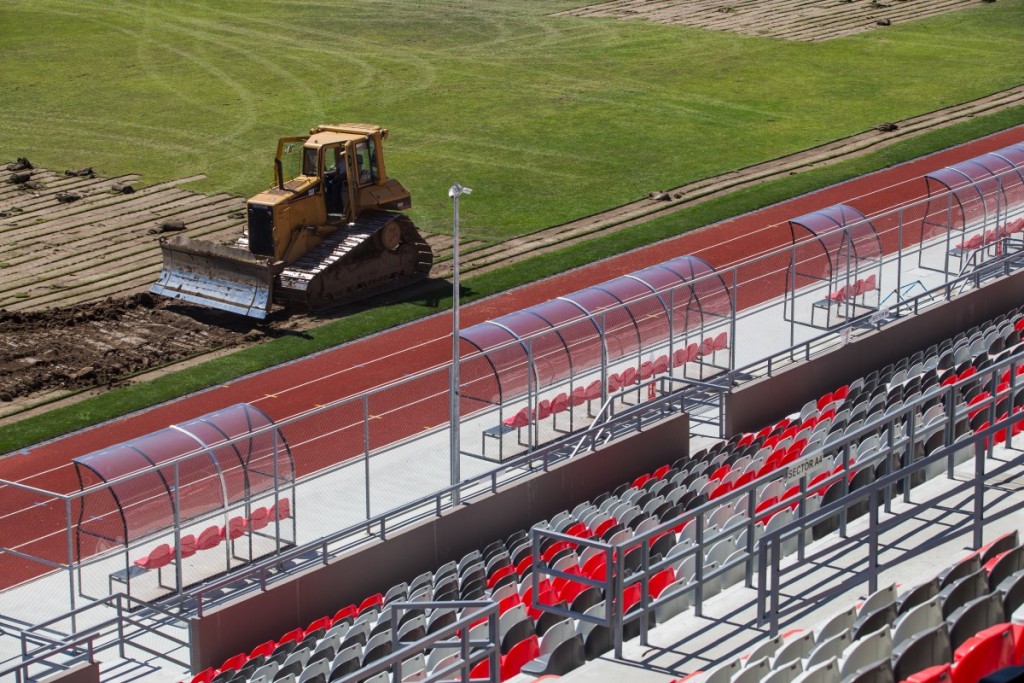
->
[922,142,1024,239]
[72,403,294,556]
[459,255,731,406]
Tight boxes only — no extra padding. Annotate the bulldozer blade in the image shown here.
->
[151,235,278,319]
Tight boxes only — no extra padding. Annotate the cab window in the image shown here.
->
[302,146,318,177]
[354,140,378,185]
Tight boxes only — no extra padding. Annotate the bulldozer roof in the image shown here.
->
[304,124,388,149]
[304,130,361,148]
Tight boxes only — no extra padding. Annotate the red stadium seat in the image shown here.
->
[277,627,304,647]
[471,635,542,681]
[332,604,357,624]
[248,506,269,532]
[904,663,951,682]
[621,366,637,386]
[504,407,532,429]
[951,623,1016,680]
[653,354,669,375]
[358,593,383,614]
[271,498,291,521]
[248,640,276,659]
[542,540,573,562]
[195,525,222,551]
[225,516,247,541]
[709,482,732,499]
[711,331,728,352]
[710,464,731,482]
[828,285,848,304]
[188,668,215,683]
[515,554,533,577]
[550,392,569,417]
[608,373,623,392]
[649,567,676,599]
[177,534,197,559]
[640,360,655,380]
[582,553,607,581]
[503,635,541,678]
[570,386,587,407]
[488,564,517,589]
[304,615,332,637]
[654,464,671,479]
[536,399,552,421]
[564,522,591,539]
[632,473,651,489]
[622,583,642,613]
[218,652,248,673]
[594,517,618,538]
[135,543,173,570]
[497,593,522,615]
[685,343,701,363]
[584,380,602,402]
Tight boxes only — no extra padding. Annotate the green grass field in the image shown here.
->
[1,0,1022,242]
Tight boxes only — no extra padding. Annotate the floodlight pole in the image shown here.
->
[449,182,471,507]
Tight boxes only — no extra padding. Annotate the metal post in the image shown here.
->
[364,394,372,521]
[173,462,182,594]
[65,496,76,632]
[449,182,471,506]
[974,440,985,549]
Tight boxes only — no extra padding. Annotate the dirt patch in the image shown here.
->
[0,293,251,405]
[557,0,991,41]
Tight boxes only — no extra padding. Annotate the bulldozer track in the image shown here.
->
[558,0,990,42]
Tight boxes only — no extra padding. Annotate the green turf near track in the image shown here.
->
[1,106,1022,455]
[0,0,1022,242]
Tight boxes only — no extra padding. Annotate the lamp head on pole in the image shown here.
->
[448,182,472,199]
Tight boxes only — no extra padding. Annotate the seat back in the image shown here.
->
[892,623,951,681]
[947,591,1005,651]
[838,625,891,680]
[732,657,769,683]
[893,595,942,647]
[941,569,989,618]
[842,657,894,683]
[791,656,839,683]
[699,657,741,683]
[773,630,813,667]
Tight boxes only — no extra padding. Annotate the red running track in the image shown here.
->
[1,125,1021,590]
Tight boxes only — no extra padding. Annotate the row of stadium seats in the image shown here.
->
[135,499,291,572]
[183,305,1024,683]
[681,531,1024,682]
[501,332,729,431]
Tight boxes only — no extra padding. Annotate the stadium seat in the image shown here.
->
[196,525,223,551]
[892,623,952,681]
[951,623,1017,681]
[135,543,173,571]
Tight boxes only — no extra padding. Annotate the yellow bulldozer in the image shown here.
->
[151,124,432,318]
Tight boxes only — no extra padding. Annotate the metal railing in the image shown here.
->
[529,346,1023,656]
[1,592,190,682]
[333,601,499,683]
[756,410,1024,635]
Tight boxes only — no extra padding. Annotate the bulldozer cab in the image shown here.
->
[273,130,389,223]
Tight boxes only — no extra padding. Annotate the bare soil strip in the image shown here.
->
[557,0,988,42]
[0,86,1021,415]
